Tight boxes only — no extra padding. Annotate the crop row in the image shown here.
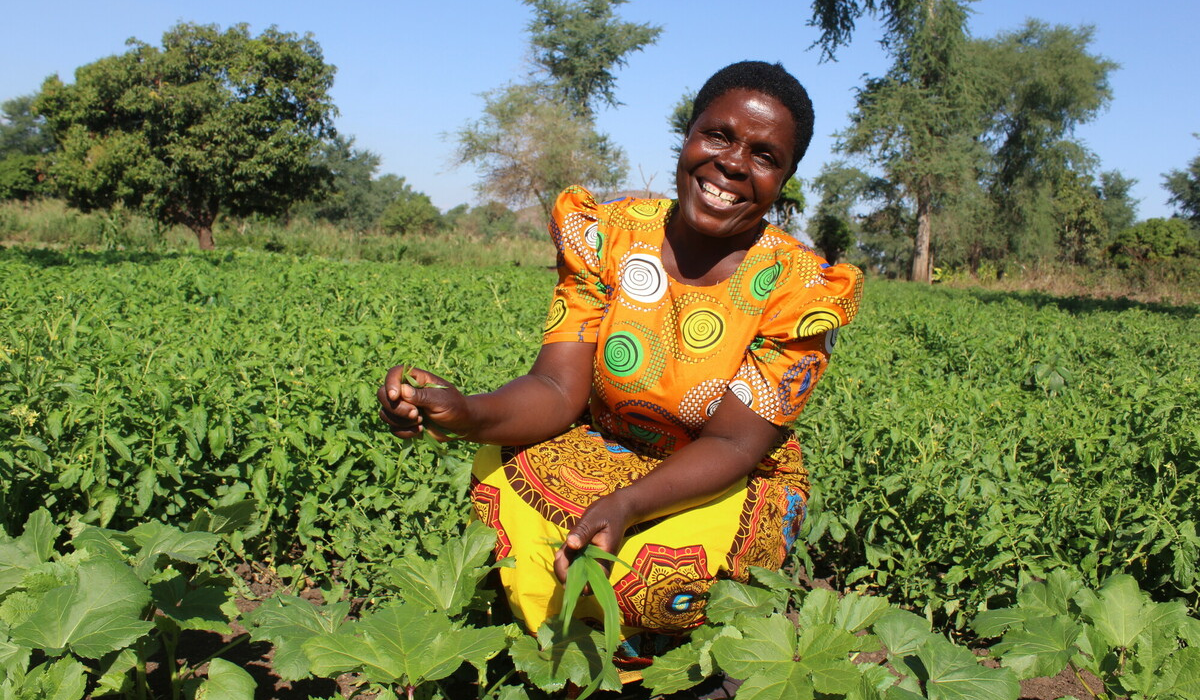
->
[2,247,1198,625]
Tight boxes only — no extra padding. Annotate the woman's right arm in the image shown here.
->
[377,340,596,446]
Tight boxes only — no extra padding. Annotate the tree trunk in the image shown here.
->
[188,211,217,250]
[911,183,933,283]
[194,224,215,250]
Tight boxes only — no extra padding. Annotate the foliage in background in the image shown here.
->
[1164,140,1200,226]
[0,95,55,201]
[523,0,662,116]
[1109,218,1198,267]
[456,0,658,220]
[455,83,627,222]
[839,0,980,283]
[34,22,337,250]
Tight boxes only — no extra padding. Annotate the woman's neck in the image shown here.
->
[662,213,763,286]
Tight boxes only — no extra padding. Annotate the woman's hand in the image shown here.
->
[377,365,471,441]
[553,491,637,584]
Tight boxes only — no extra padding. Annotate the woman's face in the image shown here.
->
[673,88,796,241]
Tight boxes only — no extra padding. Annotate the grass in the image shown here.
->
[0,198,556,268]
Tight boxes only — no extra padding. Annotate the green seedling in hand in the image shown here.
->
[551,542,638,700]
[400,366,461,449]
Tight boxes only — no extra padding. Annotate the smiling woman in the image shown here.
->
[378,61,863,696]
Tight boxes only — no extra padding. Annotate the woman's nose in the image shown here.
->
[715,143,749,177]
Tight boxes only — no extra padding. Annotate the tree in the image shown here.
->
[770,177,806,233]
[456,84,626,221]
[1097,170,1138,235]
[1163,142,1200,225]
[0,95,55,200]
[809,0,922,60]
[524,0,661,116]
[457,0,656,219]
[839,0,982,282]
[1109,218,1196,266]
[34,22,337,249]
[377,177,442,235]
[0,95,54,157]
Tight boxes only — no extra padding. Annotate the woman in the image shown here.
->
[379,60,862,682]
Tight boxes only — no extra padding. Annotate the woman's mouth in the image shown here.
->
[700,181,741,206]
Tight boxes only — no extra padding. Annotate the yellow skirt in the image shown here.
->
[469,424,809,641]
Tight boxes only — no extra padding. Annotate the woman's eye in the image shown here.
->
[754,152,778,166]
[704,131,729,145]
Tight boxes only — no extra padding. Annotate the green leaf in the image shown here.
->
[836,592,892,633]
[11,557,152,659]
[919,637,1019,700]
[387,520,497,616]
[639,637,710,694]
[992,616,1079,680]
[795,622,860,694]
[509,618,620,694]
[0,509,57,596]
[1149,646,1200,698]
[8,657,88,700]
[972,608,1033,639]
[194,658,256,700]
[92,647,137,697]
[126,522,220,581]
[1080,574,1149,648]
[736,663,815,700]
[0,636,31,681]
[149,572,233,634]
[874,609,935,657]
[187,500,257,535]
[302,603,504,686]
[245,594,349,682]
[705,579,785,625]
[711,614,796,679]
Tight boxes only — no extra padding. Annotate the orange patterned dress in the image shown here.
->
[470,186,863,646]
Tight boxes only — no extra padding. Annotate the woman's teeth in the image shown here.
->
[701,182,738,204]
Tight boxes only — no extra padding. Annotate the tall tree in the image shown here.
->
[458,0,656,218]
[1098,170,1139,235]
[0,95,56,200]
[455,84,626,220]
[0,95,54,157]
[524,0,661,116]
[973,21,1115,263]
[839,0,982,282]
[35,22,337,249]
[1164,142,1200,226]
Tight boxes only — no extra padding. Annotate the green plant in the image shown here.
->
[974,570,1200,699]
[0,505,254,700]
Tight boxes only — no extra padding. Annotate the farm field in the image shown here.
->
[2,245,1198,699]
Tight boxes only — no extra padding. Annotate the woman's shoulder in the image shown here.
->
[758,223,862,284]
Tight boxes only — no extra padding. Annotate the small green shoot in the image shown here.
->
[399,365,460,447]
[549,542,636,700]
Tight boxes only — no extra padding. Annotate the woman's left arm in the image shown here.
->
[553,389,784,581]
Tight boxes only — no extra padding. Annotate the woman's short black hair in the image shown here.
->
[688,60,815,169]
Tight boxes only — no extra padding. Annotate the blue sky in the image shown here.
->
[3,1,1196,220]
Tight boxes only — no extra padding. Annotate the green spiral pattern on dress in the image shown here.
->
[751,263,782,300]
[628,423,660,443]
[604,332,644,377]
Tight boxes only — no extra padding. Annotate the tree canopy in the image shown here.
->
[455,84,626,220]
[1164,142,1200,226]
[524,0,661,116]
[34,22,337,249]
[457,0,656,219]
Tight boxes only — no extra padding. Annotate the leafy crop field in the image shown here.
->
[2,246,1198,698]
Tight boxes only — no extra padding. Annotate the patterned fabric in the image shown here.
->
[469,185,862,641]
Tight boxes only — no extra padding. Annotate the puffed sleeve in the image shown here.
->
[731,246,864,426]
[542,186,611,344]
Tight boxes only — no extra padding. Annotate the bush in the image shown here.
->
[1109,217,1197,267]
